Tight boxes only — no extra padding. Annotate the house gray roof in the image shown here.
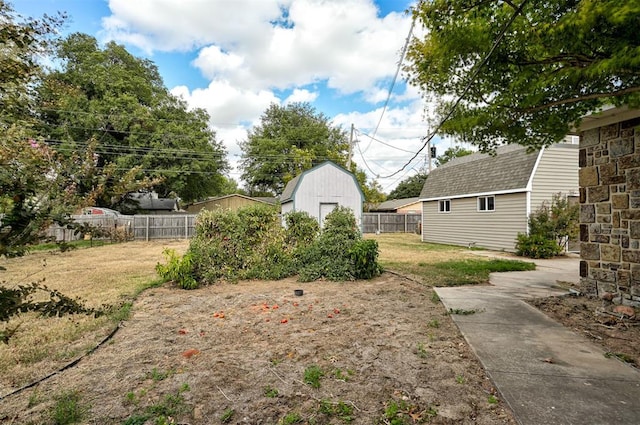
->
[420,145,541,200]
[137,198,179,211]
[370,197,421,212]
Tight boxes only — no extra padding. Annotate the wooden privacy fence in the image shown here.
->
[362,213,421,234]
[46,214,197,242]
[47,212,421,241]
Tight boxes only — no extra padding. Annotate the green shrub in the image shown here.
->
[298,207,380,282]
[155,249,198,289]
[515,193,578,258]
[284,211,320,250]
[515,233,562,259]
[349,239,382,279]
[157,205,382,286]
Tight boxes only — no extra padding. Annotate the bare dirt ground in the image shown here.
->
[5,238,637,424]
[530,294,640,368]
[0,256,515,424]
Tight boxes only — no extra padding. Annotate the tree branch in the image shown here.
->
[517,86,640,114]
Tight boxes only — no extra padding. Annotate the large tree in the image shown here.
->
[240,102,350,196]
[36,33,229,207]
[406,0,640,150]
[387,173,428,200]
[1,3,103,341]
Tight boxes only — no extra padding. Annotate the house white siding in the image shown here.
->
[529,144,579,211]
[422,193,528,251]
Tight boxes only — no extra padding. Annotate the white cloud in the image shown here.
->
[103,0,415,95]
[103,0,427,191]
[284,89,318,104]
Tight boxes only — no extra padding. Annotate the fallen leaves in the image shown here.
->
[182,348,200,358]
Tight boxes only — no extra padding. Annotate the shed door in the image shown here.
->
[319,203,338,227]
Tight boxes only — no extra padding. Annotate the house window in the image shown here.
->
[478,195,495,212]
[439,199,451,213]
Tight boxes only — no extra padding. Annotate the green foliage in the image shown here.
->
[284,211,320,250]
[240,102,349,195]
[387,173,428,200]
[435,146,474,167]
[186,204,294,283]
[319,399,354,422]
[37,33,229,205]
[303,365,325,389]
[516,193,578,258]
[407,0,640,150]
[123,384,191,424]
[0,282,103,343]
[220,408,235,423]
[157,206,381,286]
[381,397,437,424]
[349,239,383,279]
[50,390,88,425]
[430,258,535,286]
[155,249,198,289]
[297,207,362,282]
[515,233,562,259]
[278,412,303,425]
[263,385,279,398]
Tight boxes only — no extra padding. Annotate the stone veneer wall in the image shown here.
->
[579,117,640,306]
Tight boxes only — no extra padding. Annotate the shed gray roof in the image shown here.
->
[420,145,541,200]
[370,197,421,211]
[280,174,302,202]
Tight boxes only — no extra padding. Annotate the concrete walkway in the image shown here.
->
[434,253,640,425]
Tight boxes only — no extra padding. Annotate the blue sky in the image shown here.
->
[13,0,450,192]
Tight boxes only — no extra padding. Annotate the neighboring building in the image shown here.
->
[280,161,364,228]
[81,207,122,216]
[185,194,278,214]
[574,106,640,306]
[419,143,579,252]
[369,197,421,214]
[125,191,180,214]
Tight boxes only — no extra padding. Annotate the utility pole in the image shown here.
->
[427,140,432,173]
[347,123,354,168]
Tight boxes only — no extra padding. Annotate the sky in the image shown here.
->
[12,0,459,193]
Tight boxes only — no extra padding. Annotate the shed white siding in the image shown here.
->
[281,201,294,217]
[283,162,363,227]
[529,144,579,211]
[422,193,528,251]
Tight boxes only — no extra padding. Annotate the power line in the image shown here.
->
[355,128,416,154]
[378,0,529,179]
[361,2,419,154]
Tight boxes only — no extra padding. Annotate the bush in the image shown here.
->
[156,205,382,286]
[155,249,199,289]
[284,211,320,250]
[515,233,562,259]
[349,239,383,279]
[515,193,578,259]
[298,207,380,282]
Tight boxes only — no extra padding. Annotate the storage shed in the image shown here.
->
[420,142,579,251]
[280,161,364,229]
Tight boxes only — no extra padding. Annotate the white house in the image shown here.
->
[419,142,579,251]
[280,161,364,229]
